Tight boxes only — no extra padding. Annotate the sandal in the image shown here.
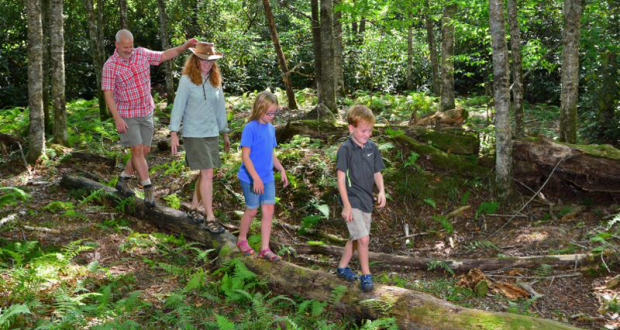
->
[236,240,255,256]
[259,249,281,262]
[202,219,225,234]
[186,209,205,224]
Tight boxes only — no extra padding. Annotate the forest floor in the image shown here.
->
[1,93,619,329]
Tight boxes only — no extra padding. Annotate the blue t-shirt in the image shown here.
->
[237,120,277,184]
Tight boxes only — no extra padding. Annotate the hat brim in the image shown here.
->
[189,48,223,60]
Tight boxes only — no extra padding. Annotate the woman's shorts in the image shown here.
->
[183,136,220,170]
[240,180,275,209]
[347,208,372,241]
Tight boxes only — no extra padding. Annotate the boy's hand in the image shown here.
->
[280,169,289,188]
[377,191,386,208]
[252,178,264,194]
[341,205,353,222]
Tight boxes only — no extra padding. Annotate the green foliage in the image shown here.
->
[0,187,30,207]
[423,198,436,209]
[475,201,499,219]
[432,214,453,234]
[0,303,31,329]
[427,260,455,276]
[43,200,74,213]
[163,193,181,210]
[214,258,261,302]
[466,240,500,253]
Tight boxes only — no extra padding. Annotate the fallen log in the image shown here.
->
[513,138,620,198]
[274,120,480,155]
[64,152,117,170]
[289,243,596,272]
[61,174,581,329]
[410,107,468,127]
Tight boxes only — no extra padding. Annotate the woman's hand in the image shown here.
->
[223,133,230,152]
[171,132,179,155]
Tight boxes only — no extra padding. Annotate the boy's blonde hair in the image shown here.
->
[346,105,375,127]
[248,91,279,122]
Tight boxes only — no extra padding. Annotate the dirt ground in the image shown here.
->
[2,119,619,329]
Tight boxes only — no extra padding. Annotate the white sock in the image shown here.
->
[141,179,151,186]
[120,171,132,178]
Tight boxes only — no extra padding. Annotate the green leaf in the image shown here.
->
[423,198,436,209]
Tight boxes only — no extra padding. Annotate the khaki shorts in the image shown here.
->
[120,113,154,148]
[347,208,371,241]
[184,136,220,170]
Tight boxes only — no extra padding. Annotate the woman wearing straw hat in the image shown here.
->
[169,42,228,233]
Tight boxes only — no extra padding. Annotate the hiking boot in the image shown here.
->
[115,176,135,197]
[336,267,359,282]
[143,184,155,207]
[360,274,374,292]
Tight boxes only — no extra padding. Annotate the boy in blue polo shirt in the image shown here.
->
[335,105,386,292]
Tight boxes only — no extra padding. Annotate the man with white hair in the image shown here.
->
[102,29,198,206]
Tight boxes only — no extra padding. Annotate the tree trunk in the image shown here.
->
[42,0,51,135]
[157,0,175,106]
[407,12,414,90]
[262,0,298,110]
[60,174,581,330]
[597,51,619,143]
[83,0,107,120]
[359,16,366,42]
[311,0,322,100]
[290,243,597,272]
[559,0,583,143]
[119,0,128,29]
[333,0,345,97]
[50,0,67,145]
[425,0,440,96]
[513,138,620,197]
[489,0,513,199]
[319,0,337,113]
[26,0,45,163]
[439,3,456,111]
[507,0,524,138]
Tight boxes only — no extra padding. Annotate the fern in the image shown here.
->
[158,262,186,277]
[184,269,206,292]
[360,298,395,317]
[328,285,347,306]
[0,304,31,330]
[359,317,399,330]
[214,313,236,330]
[427,260,455,276]
[0,187,30,207]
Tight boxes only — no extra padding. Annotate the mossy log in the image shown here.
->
[61,174,581,330]
[290,243,595,272]
[513,138,620,196]
[410,107,468,127]
[275,120,479,155]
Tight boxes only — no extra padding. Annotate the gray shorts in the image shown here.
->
[120,112,154,148]
[184,136,220,170]
[347,208,371,241]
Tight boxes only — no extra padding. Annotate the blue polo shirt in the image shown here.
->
[336,136,385,213]
[237,120,277,184]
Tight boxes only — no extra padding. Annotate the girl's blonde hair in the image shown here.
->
[248,91,279,122]
[182,54,222,87]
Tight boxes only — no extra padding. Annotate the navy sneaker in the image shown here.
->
[360,274,373,292]
[336,267,359,282]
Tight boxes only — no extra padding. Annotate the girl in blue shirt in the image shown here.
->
[236,91,289,261]
[169,42,228,233]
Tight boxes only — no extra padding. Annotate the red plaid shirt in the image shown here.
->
[102,47,163,118]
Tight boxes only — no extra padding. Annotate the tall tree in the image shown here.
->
[334,0,345,97]
[157,0,175,105]
[559,0,584,143]
[596,51,619,143]
[26,0,45,162]
[507,0,524,138]
[488,0,513,198]
[42,0,51,135]
[407,11,414,90]
[439,3,456,111]
[425,0,440,95]
[119,0,128,29]
[83,0,107,120]
[311,0,322,101]
[262,0,298,109]
[320,0,337,113]
[50,0,67,145]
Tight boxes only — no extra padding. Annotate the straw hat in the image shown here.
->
[189,42,223,60]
